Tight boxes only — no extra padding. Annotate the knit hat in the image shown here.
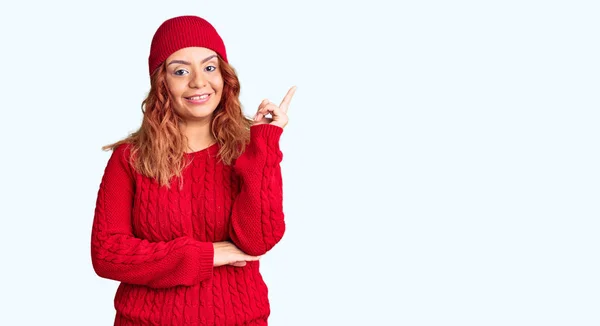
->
[148,15,228,76]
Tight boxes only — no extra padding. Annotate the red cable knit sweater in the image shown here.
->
[91,124,285,326]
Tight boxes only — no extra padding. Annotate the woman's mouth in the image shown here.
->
[185,93,211,104]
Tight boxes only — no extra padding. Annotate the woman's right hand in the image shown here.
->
[213,241,261,267]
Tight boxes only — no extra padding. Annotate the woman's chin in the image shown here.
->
[186,113,214,121]
[184,108,217,120]
[174,103,218,121]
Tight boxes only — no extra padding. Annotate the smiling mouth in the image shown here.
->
[185,94,210,100]
[184,93,213,105]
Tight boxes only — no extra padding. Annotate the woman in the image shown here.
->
[91,15,295,325]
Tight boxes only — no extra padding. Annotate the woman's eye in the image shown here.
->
[205,65,216,72]
[174,69,188,76]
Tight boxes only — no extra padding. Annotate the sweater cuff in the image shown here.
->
[250,124,283,143]
[191,241,214,281]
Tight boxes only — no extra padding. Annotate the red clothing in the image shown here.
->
[91,124,285,325]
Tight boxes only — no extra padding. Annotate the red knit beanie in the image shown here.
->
[148,15,228,76]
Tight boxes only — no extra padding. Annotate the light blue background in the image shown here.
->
[0,0,598,325]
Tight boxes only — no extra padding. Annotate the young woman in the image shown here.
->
[91,15,295,325]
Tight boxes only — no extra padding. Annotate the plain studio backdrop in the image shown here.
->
[0,0,598,325]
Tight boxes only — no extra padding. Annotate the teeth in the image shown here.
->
[188,94,209,100]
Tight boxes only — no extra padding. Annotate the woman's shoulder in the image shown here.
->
[110,142,132,161]
[108,142,136,173]
[113,142,133,154]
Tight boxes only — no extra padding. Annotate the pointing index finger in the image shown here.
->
[279,86,297,113]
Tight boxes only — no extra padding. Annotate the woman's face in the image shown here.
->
[164,47,224,122]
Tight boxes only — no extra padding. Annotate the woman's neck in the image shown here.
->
[181,120,216,153]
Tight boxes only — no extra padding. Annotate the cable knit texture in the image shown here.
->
[91,124,285,325]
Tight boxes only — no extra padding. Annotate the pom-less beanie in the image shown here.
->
[148,15,228,76]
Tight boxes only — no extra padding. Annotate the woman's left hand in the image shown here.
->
[253,86,296,129]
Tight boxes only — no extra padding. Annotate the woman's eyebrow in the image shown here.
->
[167,54,218,66]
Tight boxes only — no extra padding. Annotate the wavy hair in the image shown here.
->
[102,56,252,188]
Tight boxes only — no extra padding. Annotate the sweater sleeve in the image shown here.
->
[91,144,214,288]
[228,124,286,256]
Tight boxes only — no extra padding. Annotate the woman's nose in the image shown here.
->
[189,72,207,88]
